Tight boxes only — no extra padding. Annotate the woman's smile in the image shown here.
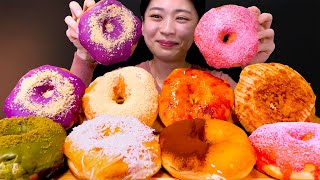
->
[157,40,179,48]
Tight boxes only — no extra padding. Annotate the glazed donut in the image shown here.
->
[78,0,142,65]
[249,122,320,180]
[82,66,158,127]
[160,119,256,179]
[194,4,258,69]
[64,115,161,179]
[3,65,86,129]
[0,116,66,179]
[159,68,234,127]
[234,63,316,133]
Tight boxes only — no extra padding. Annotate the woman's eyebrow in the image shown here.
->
[148,7,192,14]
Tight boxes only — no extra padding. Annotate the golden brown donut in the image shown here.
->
[234,63,316,133]
[160,119,256,179]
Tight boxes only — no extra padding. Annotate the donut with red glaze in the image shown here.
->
[78,0,142,65]
[3,65,86,129]
[249,122,320,180]
[194,4,259,69]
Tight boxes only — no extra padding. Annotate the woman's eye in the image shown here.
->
[150,14,161,19]
[176,17,189,21]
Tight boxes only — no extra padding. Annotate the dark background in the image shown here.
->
[0,0,318,118]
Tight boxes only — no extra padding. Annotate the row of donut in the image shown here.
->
[1,61,319,179]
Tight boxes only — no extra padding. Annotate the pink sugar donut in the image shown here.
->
[249,122,320,180]
[3,65,86,129]
[194,5,259,69]
[79,0,142,66]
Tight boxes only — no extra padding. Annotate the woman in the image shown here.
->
[65,0,275,90]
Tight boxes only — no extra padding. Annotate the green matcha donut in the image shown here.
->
[0,116,67,179]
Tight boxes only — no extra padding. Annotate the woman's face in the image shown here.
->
[142,0,199,62]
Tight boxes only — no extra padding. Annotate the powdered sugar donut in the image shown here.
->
[194,4,259,69]
[249,122,320,180]
[64,115,161,180]
[3,65,86,129]
[82,66,158,127]
[79,0,142,65]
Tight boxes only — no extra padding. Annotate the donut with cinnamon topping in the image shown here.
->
[249,122,320,180]
[160,119,256,179]
[78,0,142,65]
[234,63,316,133]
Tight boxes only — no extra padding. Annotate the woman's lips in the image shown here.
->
[158,40,178,48]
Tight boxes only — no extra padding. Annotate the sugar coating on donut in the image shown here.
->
[67,115,159,179]
[79,0,142,65]
[12,70,74,117]
[83,66,158,126]
[249,122,320,174]
[4,65,86,129]
[194,5,258,69]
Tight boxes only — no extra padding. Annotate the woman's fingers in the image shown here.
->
[258,28,275,41]
[248,6,261,18]
[259,13,273,30]
[69,1,83,20]
[83,0,96,12]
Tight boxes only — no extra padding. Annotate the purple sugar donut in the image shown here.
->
[3,65,86,129]
[78,0,142,66]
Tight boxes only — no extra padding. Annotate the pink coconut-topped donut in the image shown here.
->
[3,65,86,129]
[249,122,320,180]
[78,0,142,66]
[194,4,259,69]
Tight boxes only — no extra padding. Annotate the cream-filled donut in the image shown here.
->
[78,0,142,65]
[249,122,320,180]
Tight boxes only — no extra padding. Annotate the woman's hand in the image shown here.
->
[64,0,96,62]
[245,6,275,67]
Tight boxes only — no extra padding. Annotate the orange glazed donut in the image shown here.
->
[82,66,158,127]
[160,119,256,179]
[64,115,161,180]
[159,68,234,127]
[194,4,258,69]
[249,122,320,180]
[234,63,316,133]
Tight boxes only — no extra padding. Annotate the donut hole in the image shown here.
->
[219,31,237,44]
[102,18,122,38]
[112,75,127,104]
[160,119,209,159]
[31,83,55,102]
[289,132,314,141]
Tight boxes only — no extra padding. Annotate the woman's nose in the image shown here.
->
[160,18,175,35]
